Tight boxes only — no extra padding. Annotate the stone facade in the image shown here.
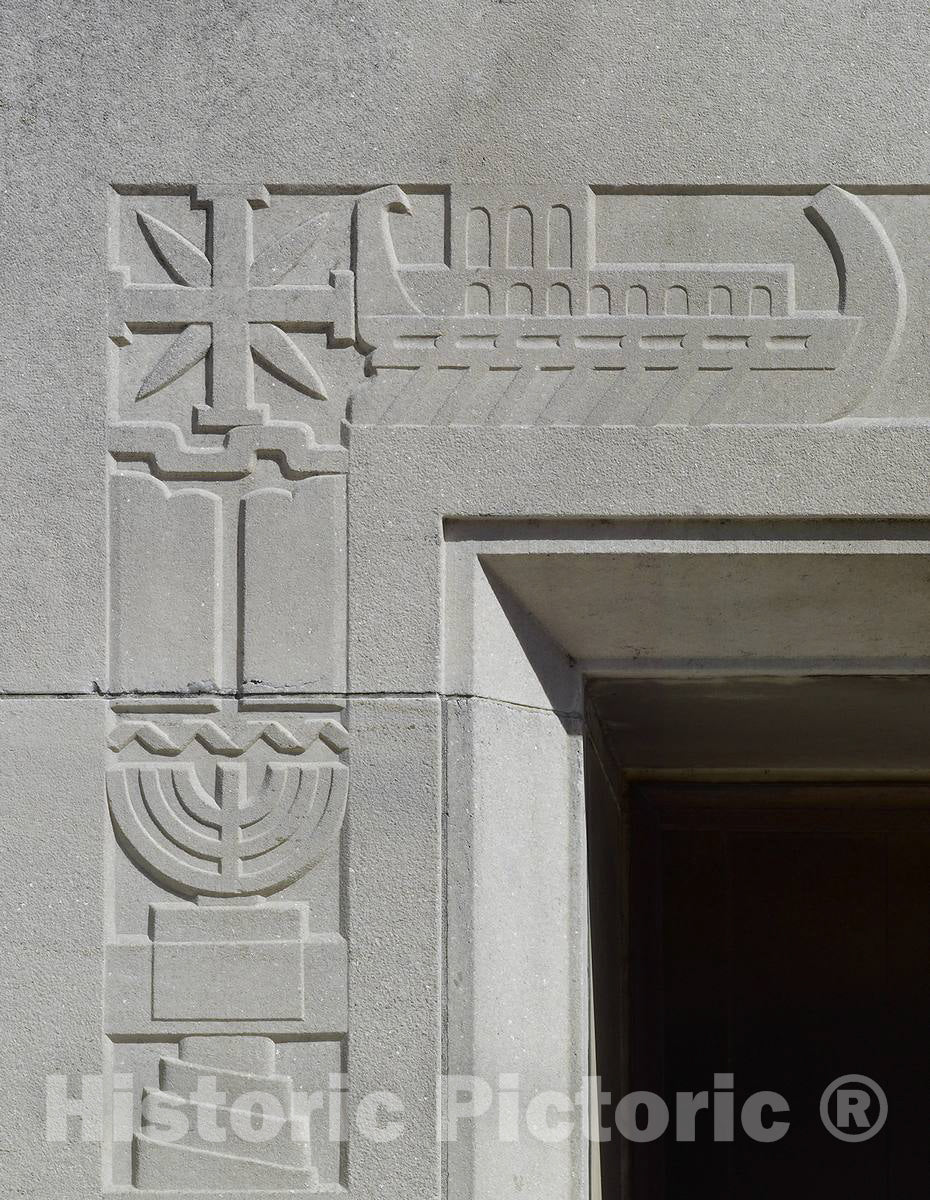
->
[3,2,930,1198]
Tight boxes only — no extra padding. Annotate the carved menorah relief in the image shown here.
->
[103,703,349,1193]
[105,187,355,1194]
[103,178,911,1197]
[108,759,347,896]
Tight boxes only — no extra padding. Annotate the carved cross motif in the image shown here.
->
[109,183,355,431]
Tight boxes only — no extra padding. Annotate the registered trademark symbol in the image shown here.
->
[820,1075,888,1142]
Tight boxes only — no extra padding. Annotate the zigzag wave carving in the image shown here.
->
[108,716,349,756]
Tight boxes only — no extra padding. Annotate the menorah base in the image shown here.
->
[151,901,307,1022]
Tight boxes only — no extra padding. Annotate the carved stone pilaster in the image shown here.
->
[104,184,354,1194]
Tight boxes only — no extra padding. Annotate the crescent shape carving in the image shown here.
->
[805,185,906,417]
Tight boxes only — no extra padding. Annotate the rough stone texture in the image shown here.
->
[0,699,104,1196]
[3,0,930,690]
[346,696,443,1200]
[446,697,586,1200]
[349,427,930,693]
[4,2,930,1197]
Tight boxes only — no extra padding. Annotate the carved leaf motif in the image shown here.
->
[137,211,212,287]
[136,324,212,400]
[250,323,327,399]
[250,212,331,287]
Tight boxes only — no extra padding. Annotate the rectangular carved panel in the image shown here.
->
[103,699,348,1194]
[106,182,930,432]
[105,183,354,1196]
[108,470,347,695]
[350,184,908,425]
[109,472,222,692]
[240,477,347,693]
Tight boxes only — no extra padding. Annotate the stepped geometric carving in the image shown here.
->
[108,419,347,479]
[135,1038,317,1191]
[107,761,348,896]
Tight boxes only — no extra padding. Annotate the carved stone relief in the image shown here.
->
[104,700,348,1193]
[108,469,346,694]
[104,178,913,1195]
[106,184,352,1194]
[109,183,911,438]
[109,185,353,468]
[350,184,906,425]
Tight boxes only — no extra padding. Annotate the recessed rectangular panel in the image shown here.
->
[152,941,305,1020]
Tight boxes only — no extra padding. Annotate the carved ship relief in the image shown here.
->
[350,184,905,425]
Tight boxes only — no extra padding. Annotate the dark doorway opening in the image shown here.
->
[586,680,930,1200]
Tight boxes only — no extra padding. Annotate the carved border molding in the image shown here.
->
[104,184,352,1194]
[103,177,910,1195]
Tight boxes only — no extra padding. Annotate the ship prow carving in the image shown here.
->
[351,184,905,426]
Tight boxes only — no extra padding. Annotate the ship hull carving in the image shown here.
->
[350,184,904,426]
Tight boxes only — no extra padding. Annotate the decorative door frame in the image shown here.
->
[102,178,930,1198]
